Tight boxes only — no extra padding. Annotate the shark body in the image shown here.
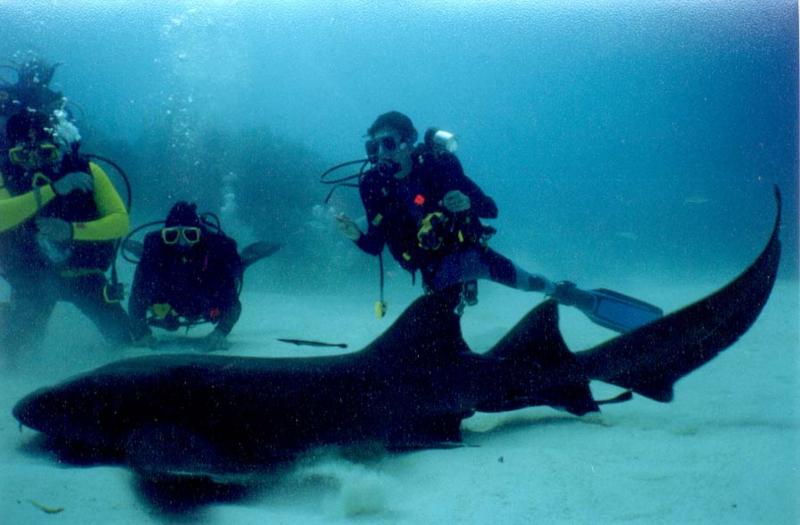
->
[13,190,781,479]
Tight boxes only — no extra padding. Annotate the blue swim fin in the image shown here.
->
[580,288,663,333]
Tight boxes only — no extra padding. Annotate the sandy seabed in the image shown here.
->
[0,276,797,525]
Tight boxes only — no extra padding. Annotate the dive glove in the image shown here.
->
[335,213,362,241]
[442,190,471,213]
[35,217,73,242]
[53,171,93,196]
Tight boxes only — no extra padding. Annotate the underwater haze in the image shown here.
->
[0,1,798,524]
[0,0,796,292]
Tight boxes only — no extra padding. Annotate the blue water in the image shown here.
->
[1,1,796,289]
[0,4,798,522]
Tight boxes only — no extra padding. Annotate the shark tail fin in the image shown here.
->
[576,186,781,402]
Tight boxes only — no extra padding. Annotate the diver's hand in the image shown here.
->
[200,329,230,353]
[442,190,471,213]
[35,217,72,242]
[53,171,93,196]
[335,213,362,241]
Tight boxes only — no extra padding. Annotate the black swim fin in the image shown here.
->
[240,241,282,268]
[123,239,280,268]
[579,288,663,333]
[123,238,144,259]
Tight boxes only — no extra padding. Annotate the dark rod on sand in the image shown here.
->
[277,338,348,349]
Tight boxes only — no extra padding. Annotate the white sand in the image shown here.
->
[0,278,797,524]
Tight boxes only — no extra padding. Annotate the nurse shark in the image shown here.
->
[13,189,781,485]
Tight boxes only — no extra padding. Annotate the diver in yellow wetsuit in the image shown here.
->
[0,110,131,357]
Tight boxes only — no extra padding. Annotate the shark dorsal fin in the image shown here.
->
[482,299,598,415]
[363,287,471,363]
[484,299,569,365]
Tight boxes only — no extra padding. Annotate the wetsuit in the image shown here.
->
[128,230,243,340]
[0,156,131,350]
[355,147,536,292]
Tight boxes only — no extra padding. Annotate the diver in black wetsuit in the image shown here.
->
[336,111,588,309]
[128,202,243,352]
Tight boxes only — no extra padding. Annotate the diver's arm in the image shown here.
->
[460,176,497,218]
[70,163,129,241]
[0,175,57,233]
[354,181,387,255]
[439,154,498,219]
[214,242,243,335]
[215,298,242,336]
[128,236,159,338]
[355,222,386,255]
[128,274,152,339]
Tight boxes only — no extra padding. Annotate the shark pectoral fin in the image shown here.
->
[125,425,224,478]
[388,441,466,452]
[596,390,634,406]
[627,382,673,403]
[540,379,600,416]
[387,413,469,450]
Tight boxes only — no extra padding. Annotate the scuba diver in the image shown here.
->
[127,201,279,352]
[336,111,662,331]
[0,110,132,358]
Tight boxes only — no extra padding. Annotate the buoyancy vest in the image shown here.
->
[0,155,115,276]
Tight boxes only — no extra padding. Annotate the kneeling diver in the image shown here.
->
[128,201,279,352]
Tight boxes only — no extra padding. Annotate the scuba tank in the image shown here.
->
[423,128,458,155]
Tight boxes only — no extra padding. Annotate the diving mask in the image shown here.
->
[161,226,202,246]
[365,136,401,164]
[8,142,60,169]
